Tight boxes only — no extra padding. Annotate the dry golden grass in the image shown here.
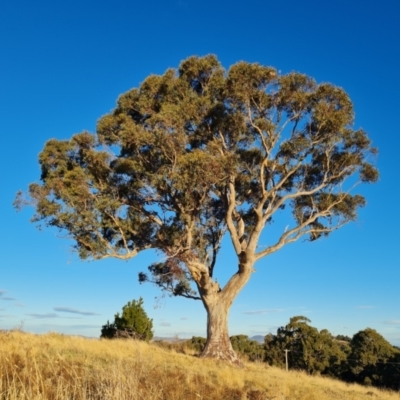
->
[0,330,399,400]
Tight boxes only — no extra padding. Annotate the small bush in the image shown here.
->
[101,297,153,341]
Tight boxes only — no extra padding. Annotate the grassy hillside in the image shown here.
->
[1,330,399,400]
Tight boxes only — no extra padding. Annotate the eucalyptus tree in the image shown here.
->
[15,55,378,364]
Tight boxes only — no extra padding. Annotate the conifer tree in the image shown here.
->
[101,297,153,341]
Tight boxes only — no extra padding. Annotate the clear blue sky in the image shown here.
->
[1,0,399,344]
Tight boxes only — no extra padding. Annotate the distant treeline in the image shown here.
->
[186,316,400,391]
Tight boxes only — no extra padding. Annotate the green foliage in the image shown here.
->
[101,297,153,341]
[263,318,400,391]
[347,328,398,387]
[16,55,379,363]
[335,334,351,342]
[264,316,347,375]
[187,336,207,353]
[230,335,264,362]
[16,55,378,302]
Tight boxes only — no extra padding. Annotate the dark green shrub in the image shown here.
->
[101,297,153,341]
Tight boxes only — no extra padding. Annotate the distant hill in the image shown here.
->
[251,335,265,343]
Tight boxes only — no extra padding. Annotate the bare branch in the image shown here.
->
[225,178,242,255]
[104,210,131,255]
[141,275,201,300]
[255,193,349,260]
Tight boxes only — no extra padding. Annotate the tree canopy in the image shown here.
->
[15,55,378,363]
[264,316,347,375]
[263,322,400,389]
[101,297,153,341]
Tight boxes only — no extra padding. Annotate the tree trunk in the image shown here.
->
[200,296,242,366]
[189,256,254,366]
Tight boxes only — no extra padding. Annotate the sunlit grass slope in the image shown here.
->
[1,330,399,400]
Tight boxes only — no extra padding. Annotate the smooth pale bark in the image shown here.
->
[198,258,254,366]
[200,297,241,365]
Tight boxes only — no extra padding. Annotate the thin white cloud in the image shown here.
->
[384,320,400,325]
[160,322,171,327]
[0,290,6,296]
[180,317,189,320]
[53,307,99,316]
[243,308,284,315]
[356,305,375,309]
[26,313,59,319]
[1,297,16,301]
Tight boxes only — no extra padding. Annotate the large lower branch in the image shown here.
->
[220,253,255,306]
[255,194,350,260]
[187,261,220,297]
[225,179,242,255]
